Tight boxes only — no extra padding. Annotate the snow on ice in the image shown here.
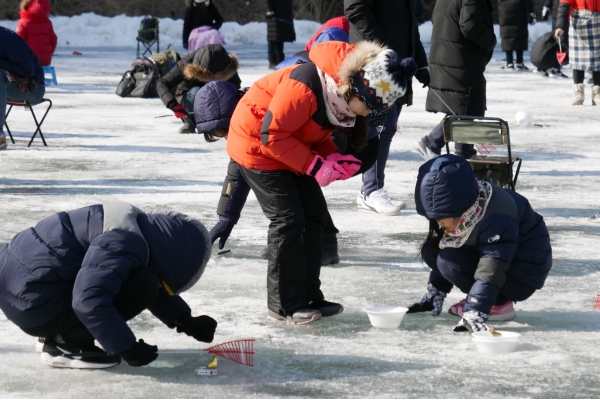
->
[0,13,599,399]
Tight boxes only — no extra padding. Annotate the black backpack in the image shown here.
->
[115,58,159,98]
[530,32,569,70]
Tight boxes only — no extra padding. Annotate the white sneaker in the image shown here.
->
[357,191,406,210]
[0,132,7,150]
[359,189,402,216]
[413,139,439,161]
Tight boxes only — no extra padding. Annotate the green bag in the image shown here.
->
[469,161,513,189]
[150,45,181,77]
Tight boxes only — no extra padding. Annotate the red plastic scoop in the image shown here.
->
[557,39,567,66]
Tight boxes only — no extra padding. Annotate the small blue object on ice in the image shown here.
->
[42,66,58,85]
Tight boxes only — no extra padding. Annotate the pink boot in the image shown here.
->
[448,299,516,322]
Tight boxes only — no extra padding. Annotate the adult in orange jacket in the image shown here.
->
[227,40,416,324]
[556,0,600,105]
[17,0,57,67]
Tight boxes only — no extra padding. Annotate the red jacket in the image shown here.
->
[559,0,600,12]
[304,16,350,51]
[227,40,385,174]
[17,0,57,66]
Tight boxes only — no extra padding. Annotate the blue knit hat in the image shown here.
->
[349,50,417,126]
[194,80,240,134]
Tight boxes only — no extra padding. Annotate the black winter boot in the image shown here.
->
[268,53,278,69]
[276,52,286,65]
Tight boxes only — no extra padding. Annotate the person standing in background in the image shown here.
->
[344,0,429,216]
[17,0,57,67]
[556,0,600,105]
[414,0,496,160]
[498,0,536,71]
[266,0,295,69]
[182,0,224,50]
[539,0,569,77]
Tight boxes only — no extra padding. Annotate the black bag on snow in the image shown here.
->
[115,57,159,98]
[131,57,160,97]
[530,32,569,70]
[116,70,136,98]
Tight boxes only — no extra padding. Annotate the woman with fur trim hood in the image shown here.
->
[407,155,552,332]
[156,43,240,133]
[17,0,57,67]
[0,202,216,369]
[227,40,416,324]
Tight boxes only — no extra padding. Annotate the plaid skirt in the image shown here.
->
[569,9,600,71]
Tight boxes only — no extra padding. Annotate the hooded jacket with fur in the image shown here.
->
[0,202,211,355]
[227,40,401,173]
[156,44,241,110]
[17,0,57,66]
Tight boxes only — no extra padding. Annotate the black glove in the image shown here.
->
[176,315,218,343]
[265,11,274,20]
[528,12,536,25]
[210,216,235,250]
[453,310,493,333]
[120,339,158,367]
[407,282,447,316]
[415,68,431,88]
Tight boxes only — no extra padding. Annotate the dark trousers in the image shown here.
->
[21,267,160,346]
[422,246,537,305]
[506,50,524,64]
[239,167,327,316]
[267,41,284,55]
[574,70,600,85]
[361,104,400,196]
[422,120,477,159]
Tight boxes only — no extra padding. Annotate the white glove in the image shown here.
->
[542,6,550,19]
[453,310,493,332]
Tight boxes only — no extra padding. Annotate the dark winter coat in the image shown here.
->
[182,0,224,46]
[344,0,428,106]
[194,79,241,133]
[425,0,496,116]
[415,155,552,313]
[499,0,535,51]
[266,0,296,43]
[156,44,241,110]
[0,202,211,355]
[17,0,57,67]
[0,26,44,84]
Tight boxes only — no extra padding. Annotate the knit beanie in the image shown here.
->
[349,50,417,126]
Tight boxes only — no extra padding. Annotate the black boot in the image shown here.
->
[276,52,286,65]
[268,53,278,69]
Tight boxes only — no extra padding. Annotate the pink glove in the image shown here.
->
[326,153,362,180]
[172,104,188,119]
[306,155,344,187]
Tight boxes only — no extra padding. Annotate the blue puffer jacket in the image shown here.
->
[415,156,552,314]
[0,202,211,355]
[0,26,44,83]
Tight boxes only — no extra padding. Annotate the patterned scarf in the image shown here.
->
[439,181,493,249]
[2,69,38,93]
[316,66,356,127]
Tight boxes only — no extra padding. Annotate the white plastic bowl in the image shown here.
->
[363,306,408,329]
[471,331,521,354]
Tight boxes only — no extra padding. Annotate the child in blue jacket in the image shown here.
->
[0,202,216,369]
[408,155,552,332]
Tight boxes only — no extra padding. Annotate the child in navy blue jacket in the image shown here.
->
[0,202,216,369]
[408,155,552,332]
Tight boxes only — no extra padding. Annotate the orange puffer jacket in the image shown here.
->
[227,40,384,173]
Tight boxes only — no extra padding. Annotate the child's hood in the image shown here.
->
[184,44,239,83]
[415,155,480,220]
[20,0,52,20]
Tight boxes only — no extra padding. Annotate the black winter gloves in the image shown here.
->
[407,282,448,316]
[453,310,492,333]
[120,339,158,367]
[210,216,235,249]
[176,315,218,343]
[415,68,431,88]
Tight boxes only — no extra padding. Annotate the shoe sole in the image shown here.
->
[40,353,120,369]
[267,311,322,325]
[360,202,401,216]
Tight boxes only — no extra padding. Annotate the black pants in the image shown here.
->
[239,167,327,316]
[21,267,160,346]
[573,70,600,85]
[506,50,524,64]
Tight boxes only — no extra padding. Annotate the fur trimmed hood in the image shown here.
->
[183,45,239,83]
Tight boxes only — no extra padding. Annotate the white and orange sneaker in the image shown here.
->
[449,298,516,321]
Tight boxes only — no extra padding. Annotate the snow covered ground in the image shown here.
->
[1,14,600,399]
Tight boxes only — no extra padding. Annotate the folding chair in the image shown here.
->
[42,66,58,85]
[4,98,53,147]
[442,115,522,190]
[136,16,159,57]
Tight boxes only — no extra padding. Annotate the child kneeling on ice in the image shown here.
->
[0,202,217,369]
[408,155,552,332]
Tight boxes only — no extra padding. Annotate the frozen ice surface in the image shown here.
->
[1,41,600,398]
